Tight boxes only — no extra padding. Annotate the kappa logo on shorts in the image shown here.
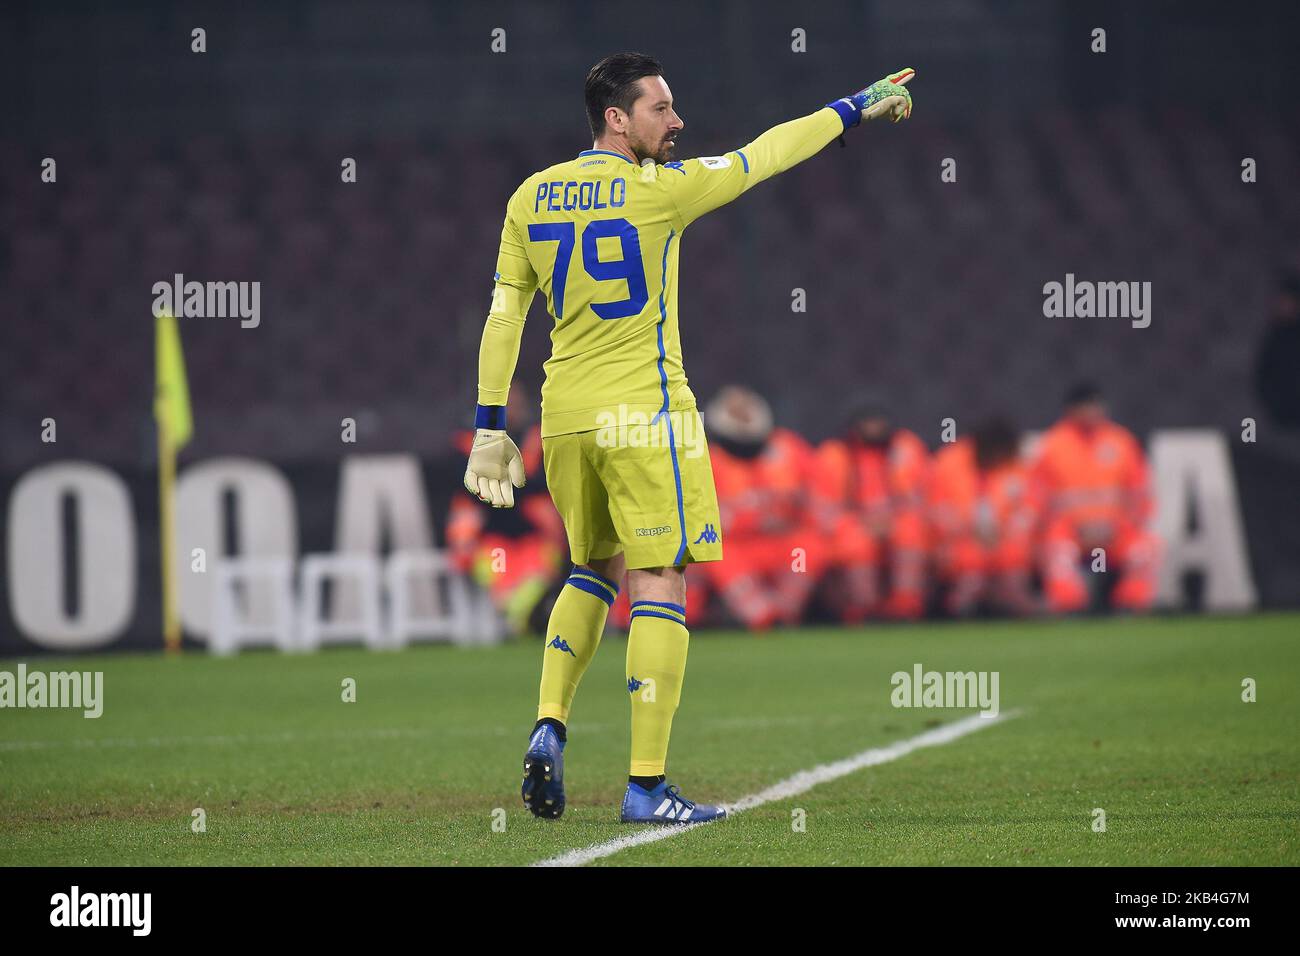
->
[635,525,673,537]
[693,524,719,544]
[548,635,577,657]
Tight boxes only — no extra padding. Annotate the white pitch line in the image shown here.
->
[534,710,1021,867]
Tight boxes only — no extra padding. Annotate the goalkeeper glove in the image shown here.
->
[828,67,916,128]
[463,406,526,508]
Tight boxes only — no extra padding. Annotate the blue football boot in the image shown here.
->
[521,724,566,819]
[620,780,727,825]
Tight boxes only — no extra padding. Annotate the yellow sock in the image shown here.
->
[626,601,689,776]
[537,566,619,724]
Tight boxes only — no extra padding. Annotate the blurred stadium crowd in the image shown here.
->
[3,104,1297,472]
[450,380,1159,634]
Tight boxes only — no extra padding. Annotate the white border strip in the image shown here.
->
[534,710,1020,867]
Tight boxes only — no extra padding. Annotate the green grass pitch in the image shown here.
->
[2,614,1296,866]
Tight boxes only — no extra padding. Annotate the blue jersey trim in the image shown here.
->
[577,149,636,166]
[651,230,688,566]
[475,404,506,430]
[736,150,750,173]
[826,98,861,131]
[653,230,676,418]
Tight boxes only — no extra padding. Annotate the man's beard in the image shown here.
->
[633,134,677,165]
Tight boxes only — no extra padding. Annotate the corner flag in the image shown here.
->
[154,312,191,653]
[154,312,192,449]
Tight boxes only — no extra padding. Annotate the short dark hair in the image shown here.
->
[584,52,664,139]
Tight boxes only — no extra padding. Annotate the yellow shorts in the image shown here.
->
[542,406,723,569]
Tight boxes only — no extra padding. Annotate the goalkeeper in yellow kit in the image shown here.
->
[465,52,915,824]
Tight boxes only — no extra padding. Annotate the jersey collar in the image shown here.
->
[577,149,637,165]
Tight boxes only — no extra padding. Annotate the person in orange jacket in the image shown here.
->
[447,384,568,633]
[697,385,824,630]
[927,419,1040,616]
[812,399,929,621]
[1032,383,1159,613]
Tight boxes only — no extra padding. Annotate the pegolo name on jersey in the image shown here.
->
[534,177,628,213]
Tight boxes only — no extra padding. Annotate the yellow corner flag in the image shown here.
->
[154,312,192,450]
[154,312,191,653]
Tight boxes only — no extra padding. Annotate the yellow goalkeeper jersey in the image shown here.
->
[478,105,847,437]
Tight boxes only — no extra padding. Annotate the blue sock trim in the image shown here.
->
[571,565,619,591]
[566,567,619,606]
[630,600,686,615]
[629,608,688,625]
